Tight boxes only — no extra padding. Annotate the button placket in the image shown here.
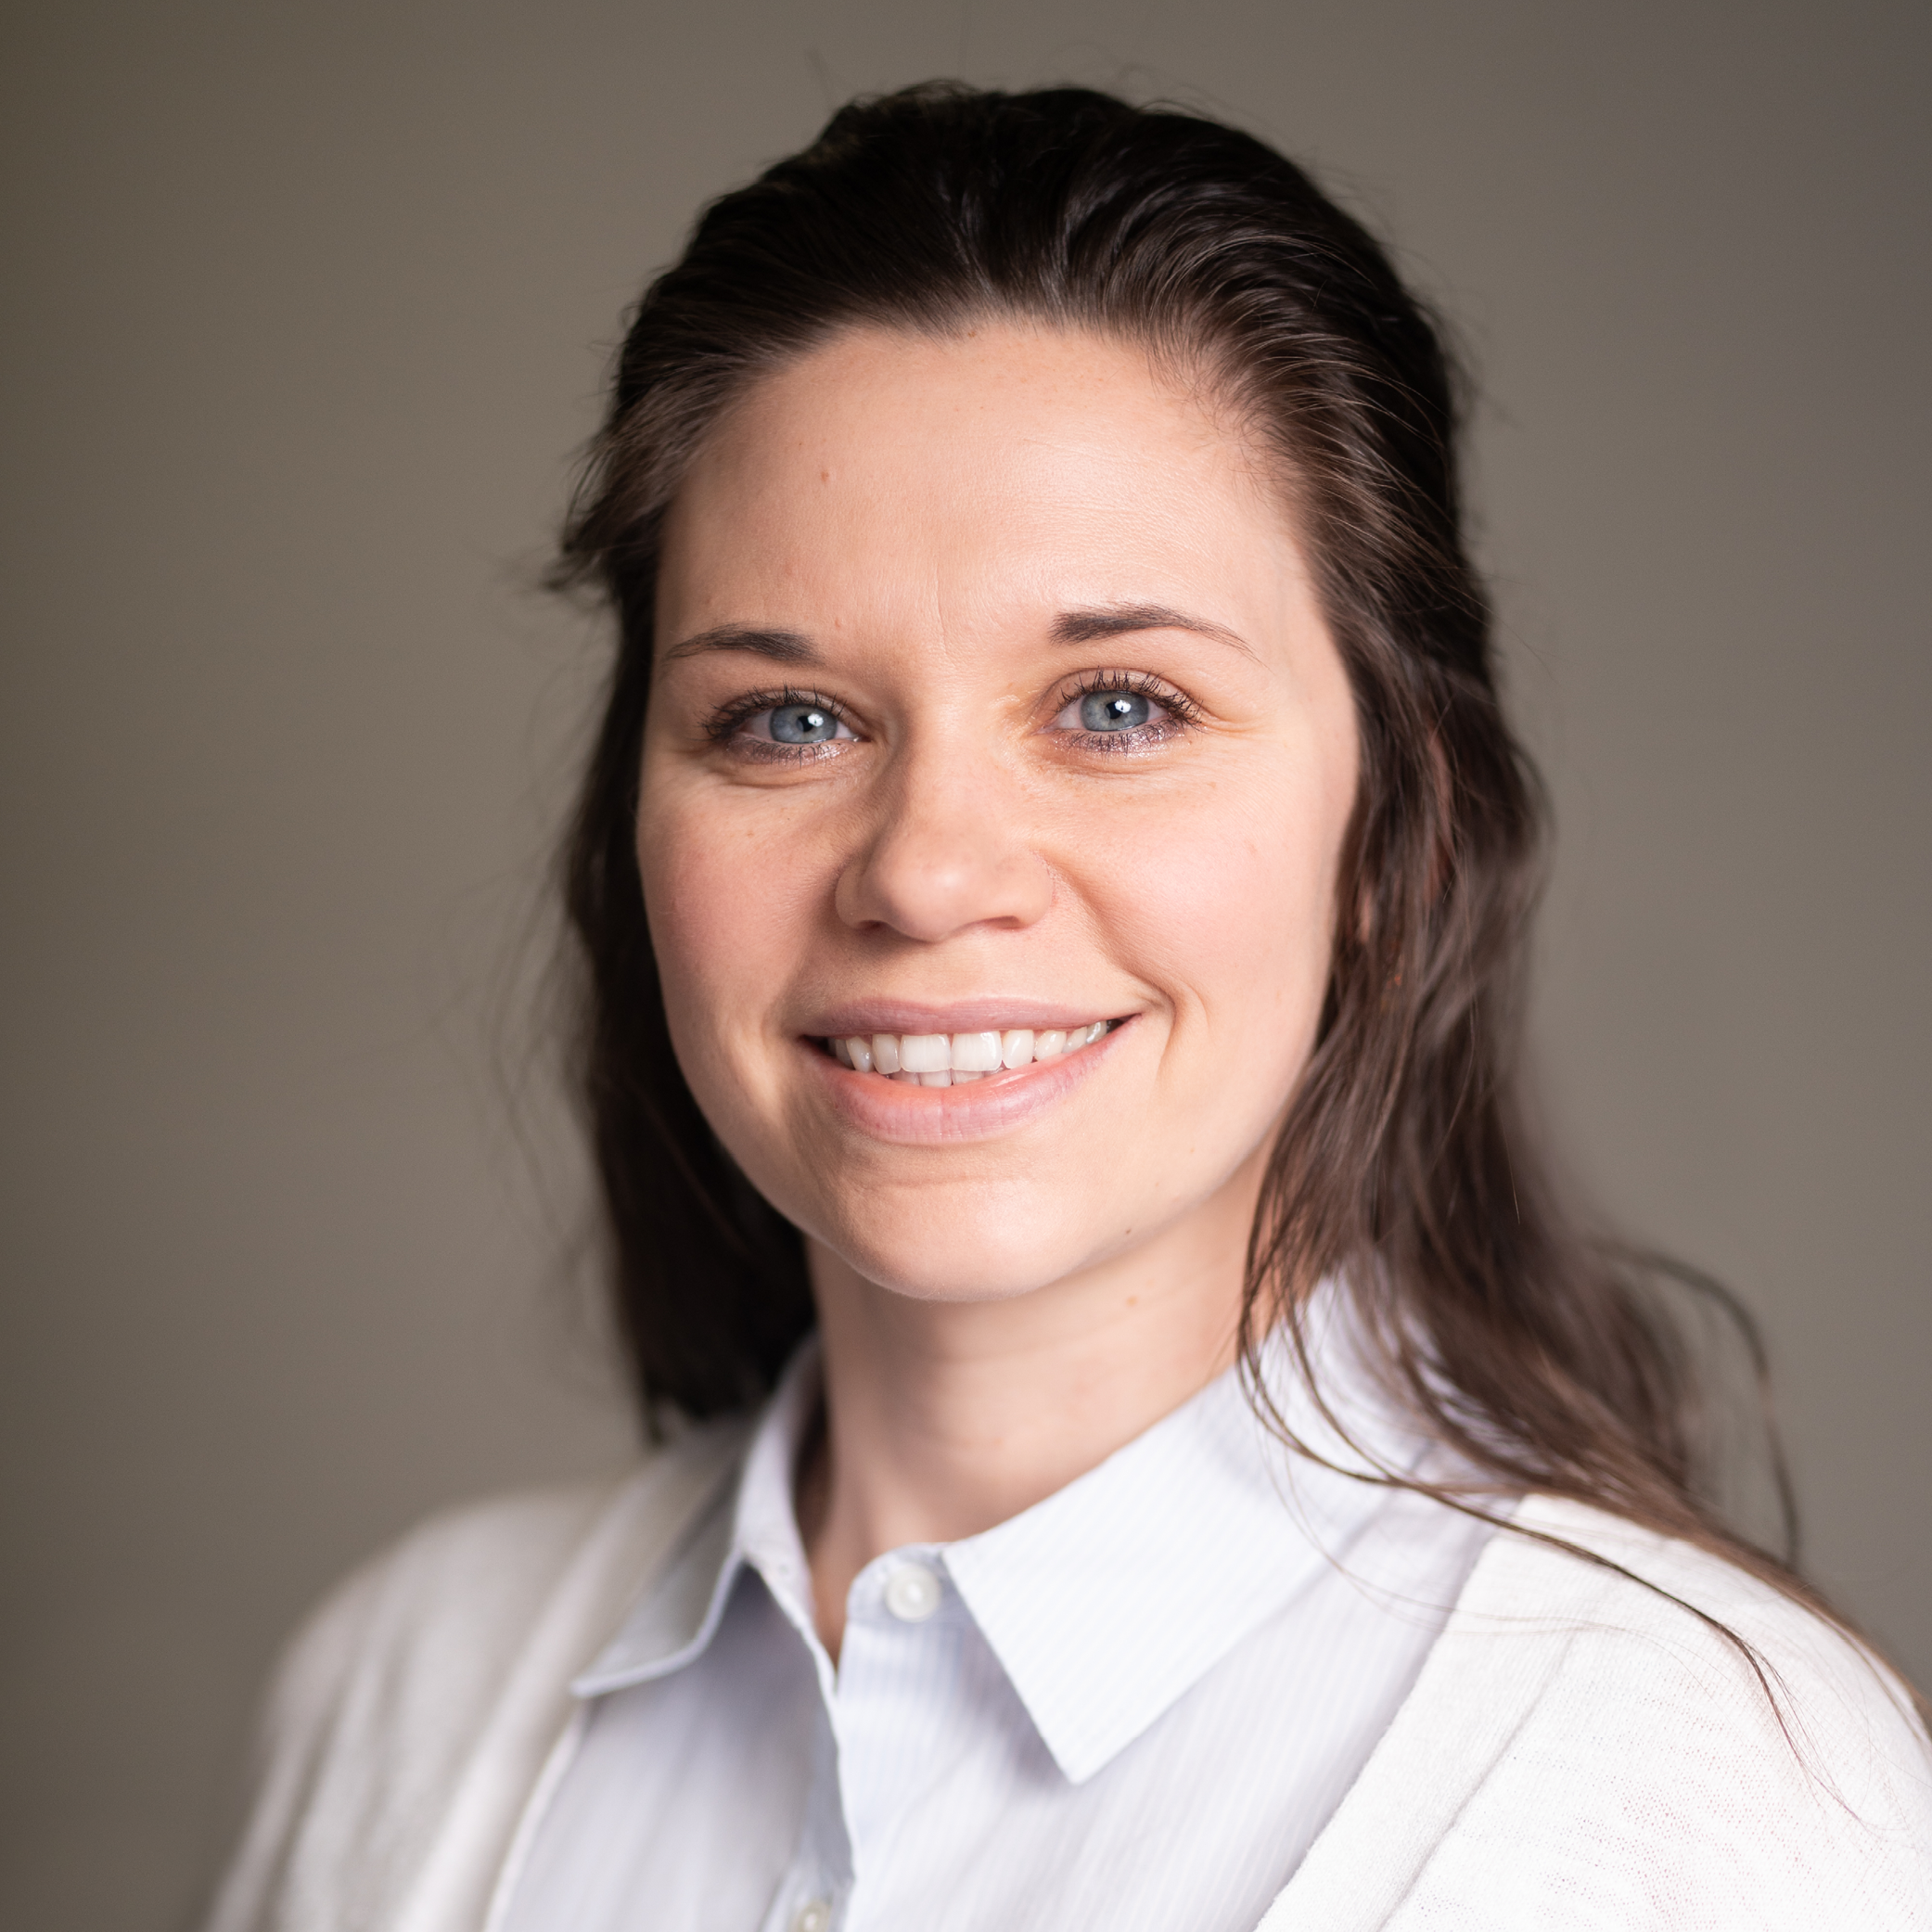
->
[830,1551,966,1880]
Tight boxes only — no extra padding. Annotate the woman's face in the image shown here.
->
[641,323,1359,1306]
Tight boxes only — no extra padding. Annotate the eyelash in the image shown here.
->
[1052,670,1200,752]
[705,686,854,764]
[701,670,1202,761]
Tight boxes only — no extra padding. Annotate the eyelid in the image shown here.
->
[705,685,857,742]
[1045,668,1202,724]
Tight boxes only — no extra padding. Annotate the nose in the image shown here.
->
[834,739,1054,941]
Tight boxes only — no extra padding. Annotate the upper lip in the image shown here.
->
[801,998,1129,1037]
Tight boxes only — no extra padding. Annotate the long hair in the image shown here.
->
[552,82,1826,1619]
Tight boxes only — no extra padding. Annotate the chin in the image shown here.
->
[809,1192,1109,1305]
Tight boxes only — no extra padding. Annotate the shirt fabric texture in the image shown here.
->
[500,1335,1494,1932]
[202,1351,1932,1932]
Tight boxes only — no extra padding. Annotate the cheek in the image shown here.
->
[636,777,816,1064]
[1097,750,1350,1057]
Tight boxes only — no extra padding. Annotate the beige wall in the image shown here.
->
[3,2,1926,1924]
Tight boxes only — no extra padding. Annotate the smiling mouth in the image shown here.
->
[818,1021,1117,1087]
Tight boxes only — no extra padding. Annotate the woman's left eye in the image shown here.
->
[1048,684,1181,740]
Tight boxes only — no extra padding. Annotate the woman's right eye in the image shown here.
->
[760,701,850,744]
[717,697,858,758]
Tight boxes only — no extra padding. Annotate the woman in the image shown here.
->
[206,84,1931,1931]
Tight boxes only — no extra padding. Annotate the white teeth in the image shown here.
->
[829,1020,1112,1081]
[951,1030,1002,1072]
[900,1033,951,1073]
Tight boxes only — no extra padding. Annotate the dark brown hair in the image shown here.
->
[554,82,1826,1617]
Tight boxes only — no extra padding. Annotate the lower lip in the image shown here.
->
[805,1022,1130,1145]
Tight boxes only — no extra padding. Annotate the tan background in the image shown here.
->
[3,1,1926,1925]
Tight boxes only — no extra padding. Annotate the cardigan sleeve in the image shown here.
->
[198,1480,618,1932]
[1271,1498,1932,1930]
[197,1420,750,1932]
[1403,1594,1928,1925]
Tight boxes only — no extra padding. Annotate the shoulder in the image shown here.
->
[1491,1499,1932,1917]
[259,1474,625,1760]
[204,1418,751,1932]
[283,1413,748,1697]
[1488,1494,1928,1810]
[1273,1495,1932,1931]
[285,1474,627,1683]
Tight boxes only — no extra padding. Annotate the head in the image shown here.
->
[642,316,1359,1329]
[557,83,1721,1547]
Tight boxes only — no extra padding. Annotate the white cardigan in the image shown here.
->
[205,1421,1932,1932]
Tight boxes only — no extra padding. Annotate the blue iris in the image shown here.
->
[770,703,839,743]
[1080,690,1150,731]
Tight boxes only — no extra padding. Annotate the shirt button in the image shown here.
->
[884,1562,942,1622]
[792,1903,833,1932]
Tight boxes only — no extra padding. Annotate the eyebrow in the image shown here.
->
[1049,603,1255,656]
[659,625,822,666]
[659,603,1252,665]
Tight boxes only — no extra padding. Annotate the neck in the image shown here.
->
[797,1150,1260,1657]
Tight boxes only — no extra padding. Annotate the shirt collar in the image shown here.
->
[943,1301,1427,1782]
[575,1289,1428,1785]
[571,1343,825,1697]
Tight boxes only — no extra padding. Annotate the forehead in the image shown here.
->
[657,323,1301,641]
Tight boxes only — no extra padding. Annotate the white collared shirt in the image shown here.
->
[500,1327,1494,1932]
